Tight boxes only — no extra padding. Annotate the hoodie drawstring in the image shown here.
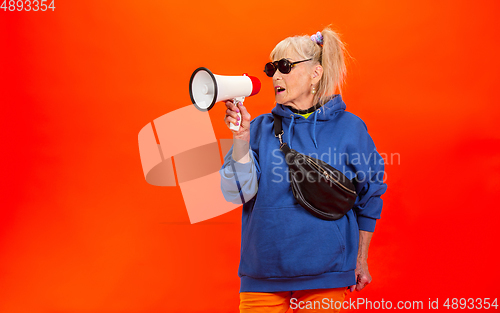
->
[312,109,319,149]
[288,114,295,149]
[287,110,320,149]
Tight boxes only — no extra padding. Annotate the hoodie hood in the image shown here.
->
[270,94,346,148]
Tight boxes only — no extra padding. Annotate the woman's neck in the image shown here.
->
[286,103,323,114]
[284,95,336,113]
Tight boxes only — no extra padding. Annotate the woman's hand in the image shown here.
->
[224,100,251,163]
[224,100,251,143]
[350,259,372,292]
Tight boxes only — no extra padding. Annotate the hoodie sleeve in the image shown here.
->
[219,145,261,205]
[348,120,388,232]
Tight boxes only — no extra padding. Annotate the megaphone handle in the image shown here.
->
[229,96,245,131]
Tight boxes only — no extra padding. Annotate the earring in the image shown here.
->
[311,87,316,94]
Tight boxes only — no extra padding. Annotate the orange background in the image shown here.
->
[1,0,500,312]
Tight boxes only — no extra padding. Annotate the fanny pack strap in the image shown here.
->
[272,113,357,187]
[272,113,283,137]
[272,113,292,155]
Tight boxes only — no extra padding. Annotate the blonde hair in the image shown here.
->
[270,26,349,106]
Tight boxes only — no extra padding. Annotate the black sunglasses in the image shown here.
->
[264,58,312,77]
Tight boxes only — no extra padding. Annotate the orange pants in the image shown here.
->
[239,287,348,313]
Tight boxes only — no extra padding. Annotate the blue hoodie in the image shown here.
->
[220,95,387,293]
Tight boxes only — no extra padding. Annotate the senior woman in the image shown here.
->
[220,26,387,312]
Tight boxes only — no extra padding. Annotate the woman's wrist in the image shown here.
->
[232,135,250,163]
[357,255,368,263]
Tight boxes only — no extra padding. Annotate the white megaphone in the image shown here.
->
[189,67,261,131]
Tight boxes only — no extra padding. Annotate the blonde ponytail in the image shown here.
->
[316,27,348,105]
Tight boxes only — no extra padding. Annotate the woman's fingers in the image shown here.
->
[224,100,251,132]
[226,107,240,122]
[225,115,239,128]
[223,100,251,143]
[351,261,372,292]
[237,102,251,128]
[356,275,370,291]
[354,267,372,292]
[238,102,251,120]
[224,100,241,128]
[225,100,239,113]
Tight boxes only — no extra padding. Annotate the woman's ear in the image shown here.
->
[312,65,323,83]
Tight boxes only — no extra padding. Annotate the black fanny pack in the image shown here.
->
[273,113,357,220]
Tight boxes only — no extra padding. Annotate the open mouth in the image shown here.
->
[275,86,286,94]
